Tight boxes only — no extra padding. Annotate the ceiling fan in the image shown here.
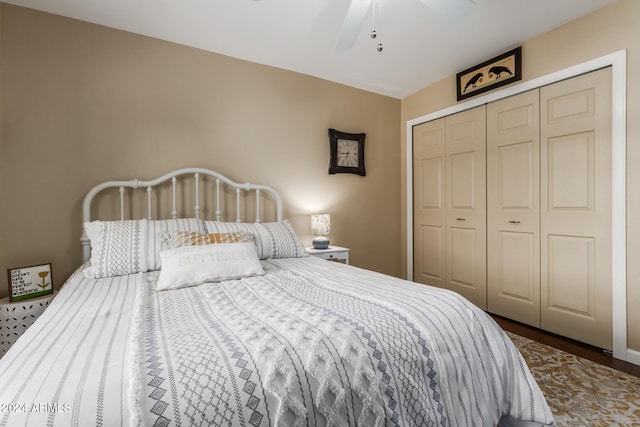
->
[336,0,476,50]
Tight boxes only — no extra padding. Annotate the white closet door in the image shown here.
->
[445,105,487,309]
[540,67,612,350]
[413,118,446,288]
[412,106,486,309]
[487,89,541,326]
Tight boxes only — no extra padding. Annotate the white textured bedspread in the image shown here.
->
[0,257,554,426]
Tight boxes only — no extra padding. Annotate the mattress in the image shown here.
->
[0,256,554,426]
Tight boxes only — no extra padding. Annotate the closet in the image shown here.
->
[413,67,612,349]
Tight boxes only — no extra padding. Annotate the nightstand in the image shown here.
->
[0,291,57,357]
[306,246,350,264]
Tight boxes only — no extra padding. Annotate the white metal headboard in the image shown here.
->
[81,167,283,262]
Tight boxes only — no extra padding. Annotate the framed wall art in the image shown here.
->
[328,128,366,176]
[456,46,522,101]
[8,263,53,302]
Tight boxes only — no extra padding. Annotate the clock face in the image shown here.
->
[337,139,359,168]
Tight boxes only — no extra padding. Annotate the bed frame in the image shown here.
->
[81,167,283,262]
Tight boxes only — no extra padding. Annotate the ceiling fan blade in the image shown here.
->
[336,0,372,50]
[418,0,476,19]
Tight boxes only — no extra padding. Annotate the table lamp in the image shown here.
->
[311,213,330,249]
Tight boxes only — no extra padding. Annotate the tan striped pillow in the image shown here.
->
[173,231,254,247]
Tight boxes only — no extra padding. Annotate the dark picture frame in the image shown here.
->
[456,46,522,101]
[8,263,53,302]
[328,128,366,176]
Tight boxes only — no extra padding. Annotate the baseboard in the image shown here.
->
[627,348,640,366]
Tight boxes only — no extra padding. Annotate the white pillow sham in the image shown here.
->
[83,218,206,278]
[83,219,148,279]
[203,220,307,260]
[156,242,264,291]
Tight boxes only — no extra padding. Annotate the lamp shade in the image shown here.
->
[311,214,330,235]
[311,214,330,249]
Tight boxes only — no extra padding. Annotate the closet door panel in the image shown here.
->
[420,158,443,208]
[413,119,446,287]
[450,152,476,208]
[546,235,595,316]
[487,90,540,326]
[496,231,536,301]
[449,227,476,288]
[540,67,612,350]
[418,225,444,283]
[445,105,486,309]
[548,132,594,211]
[499,142,534,208]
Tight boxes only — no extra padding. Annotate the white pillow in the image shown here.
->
[84,218,207,278]
[203,220,307,260]
[83,219,148,279]
[156,242,264,291]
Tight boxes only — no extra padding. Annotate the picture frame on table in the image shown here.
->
[456,46,522,101]
[8,263,53,302]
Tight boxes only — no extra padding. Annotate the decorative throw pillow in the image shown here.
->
[168,231,254,247]
[156,242,265,291]
[147,218,206,271]
[83,219,148,279]
[203,220,308,260]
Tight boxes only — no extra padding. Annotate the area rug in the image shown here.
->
[507,332,640,426]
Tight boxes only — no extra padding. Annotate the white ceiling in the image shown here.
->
[4,0,618,98]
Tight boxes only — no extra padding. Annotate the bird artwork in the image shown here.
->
[457,47,521,101]
[489,65,513,79]
[463,72,483,93]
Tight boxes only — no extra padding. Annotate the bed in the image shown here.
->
[0,168,555,427]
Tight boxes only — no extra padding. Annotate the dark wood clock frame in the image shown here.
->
[328,128,366,176]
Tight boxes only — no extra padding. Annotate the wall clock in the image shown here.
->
[328,128,366,176]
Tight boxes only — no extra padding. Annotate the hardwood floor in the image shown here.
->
[491,314,640,378]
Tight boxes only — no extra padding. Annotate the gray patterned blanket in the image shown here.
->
[130,257,554,427]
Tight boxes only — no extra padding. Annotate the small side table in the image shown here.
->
[306,246,350,264]
[0,291,57,357]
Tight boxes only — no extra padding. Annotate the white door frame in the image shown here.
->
[406,50,628,361]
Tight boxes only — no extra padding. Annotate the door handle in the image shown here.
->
[456,218,466,221]
[508,220,521,224]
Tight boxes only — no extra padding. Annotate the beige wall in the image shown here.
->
[0,4,402,299]
[401,0,640,350]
